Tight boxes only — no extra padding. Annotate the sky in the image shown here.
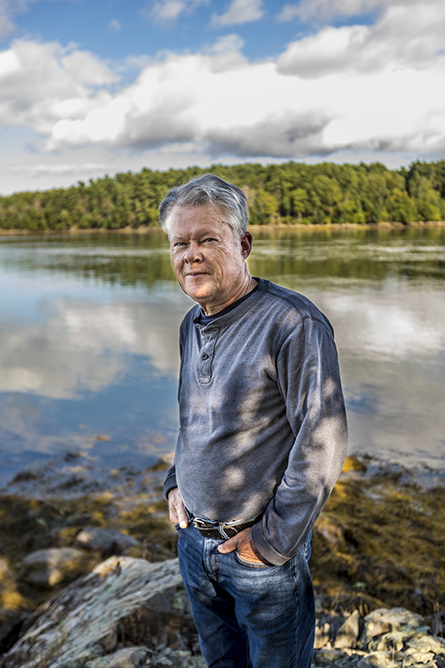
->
[0,0,444,195]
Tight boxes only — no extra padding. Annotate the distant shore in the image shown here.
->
[0,220,444,236]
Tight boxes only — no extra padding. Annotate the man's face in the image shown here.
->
[168,203,253,315]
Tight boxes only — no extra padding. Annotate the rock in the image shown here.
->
[334,610,361,649]
[148,646,192,668]
[370,631,405,652]
[75,527,139,557]
[360,652,395,667]
[313,606,445,668]
[86,646,149,667]
[22,547,89,587]
[0,556,197,668]
[359,607,430,650]
[311,648,350,666]
[314,610,348,649]
[314,620,331,649]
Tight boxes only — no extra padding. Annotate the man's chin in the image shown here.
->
[181,285,213,305]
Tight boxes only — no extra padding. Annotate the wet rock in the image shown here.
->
[75,527,140,557]
[0,556,197,668]
[22,547,89,587]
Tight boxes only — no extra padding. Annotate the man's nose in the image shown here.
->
[184,242,202,263]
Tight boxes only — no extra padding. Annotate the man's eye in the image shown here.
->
[173,242,186,248]
[203,238,217,243]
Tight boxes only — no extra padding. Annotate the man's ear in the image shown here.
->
[240,231,253,259]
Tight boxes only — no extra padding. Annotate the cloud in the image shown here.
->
[277,1,445,77]
[1,0,445,167]
[108,19,121,31]
[211,0,264,26]
[0,292,187,399]
[42,40,445,159]
[0,11,13,40]
[0,40,119,132]
[0,0,67,40]
[145,0,208,24]
[278,0,422,22]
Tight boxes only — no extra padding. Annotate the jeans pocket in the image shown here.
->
[234,551,274,569]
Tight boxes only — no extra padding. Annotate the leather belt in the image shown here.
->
[186,509,259,540]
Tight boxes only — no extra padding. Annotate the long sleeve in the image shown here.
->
[251,316,348,565]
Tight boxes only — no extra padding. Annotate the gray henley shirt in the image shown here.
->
[164,278,348,566]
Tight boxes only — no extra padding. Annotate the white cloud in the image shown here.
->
[42,38,445,160]
[211,0,264,26]
[277,1,445,77]
[0,40,119,133]
[145,0,208,24]
[108,19,121,31]
[1,0,445,173]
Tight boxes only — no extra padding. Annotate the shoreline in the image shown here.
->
[1,455,444,610]
[0,454,444,663]
[0,220,444,236]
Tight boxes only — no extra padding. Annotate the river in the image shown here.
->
[0,225,444,488]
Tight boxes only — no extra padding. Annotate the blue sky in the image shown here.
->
[1,0,444,194]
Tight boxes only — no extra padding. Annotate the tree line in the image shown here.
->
[1,160,445,231]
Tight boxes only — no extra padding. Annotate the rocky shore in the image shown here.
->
[0,455,444,667]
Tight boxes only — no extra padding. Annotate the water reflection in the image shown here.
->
[0,227,444,485]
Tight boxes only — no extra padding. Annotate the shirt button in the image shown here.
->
[201,353,209,360]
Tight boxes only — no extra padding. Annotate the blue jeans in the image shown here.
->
[177,523,315,668]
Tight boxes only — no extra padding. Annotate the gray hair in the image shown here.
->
[158,174,249,237]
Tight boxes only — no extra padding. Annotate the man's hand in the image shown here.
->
[167,487,188,529]
[217,527,271,565]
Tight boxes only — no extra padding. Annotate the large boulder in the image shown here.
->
[0,557,198,668]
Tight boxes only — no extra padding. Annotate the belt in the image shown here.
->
[186,509,259,540]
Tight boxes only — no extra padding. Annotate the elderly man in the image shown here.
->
[159,174,347,668]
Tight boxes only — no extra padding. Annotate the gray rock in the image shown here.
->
[22,547,89,587]
[86,646,149,667]
[75,527,139,557]
[0,556,196,668]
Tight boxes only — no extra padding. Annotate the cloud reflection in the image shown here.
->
[0,294,188,399]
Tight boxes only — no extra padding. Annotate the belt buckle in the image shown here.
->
[192,516,218,532]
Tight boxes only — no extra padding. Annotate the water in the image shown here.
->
[0,226,444,488]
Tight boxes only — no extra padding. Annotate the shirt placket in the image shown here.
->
[197,328,218,384]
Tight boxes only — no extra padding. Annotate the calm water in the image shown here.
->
[0,226,444,488]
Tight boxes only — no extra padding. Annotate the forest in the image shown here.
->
[1,159,445,230]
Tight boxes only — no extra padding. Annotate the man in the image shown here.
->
[159,174,347,668]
